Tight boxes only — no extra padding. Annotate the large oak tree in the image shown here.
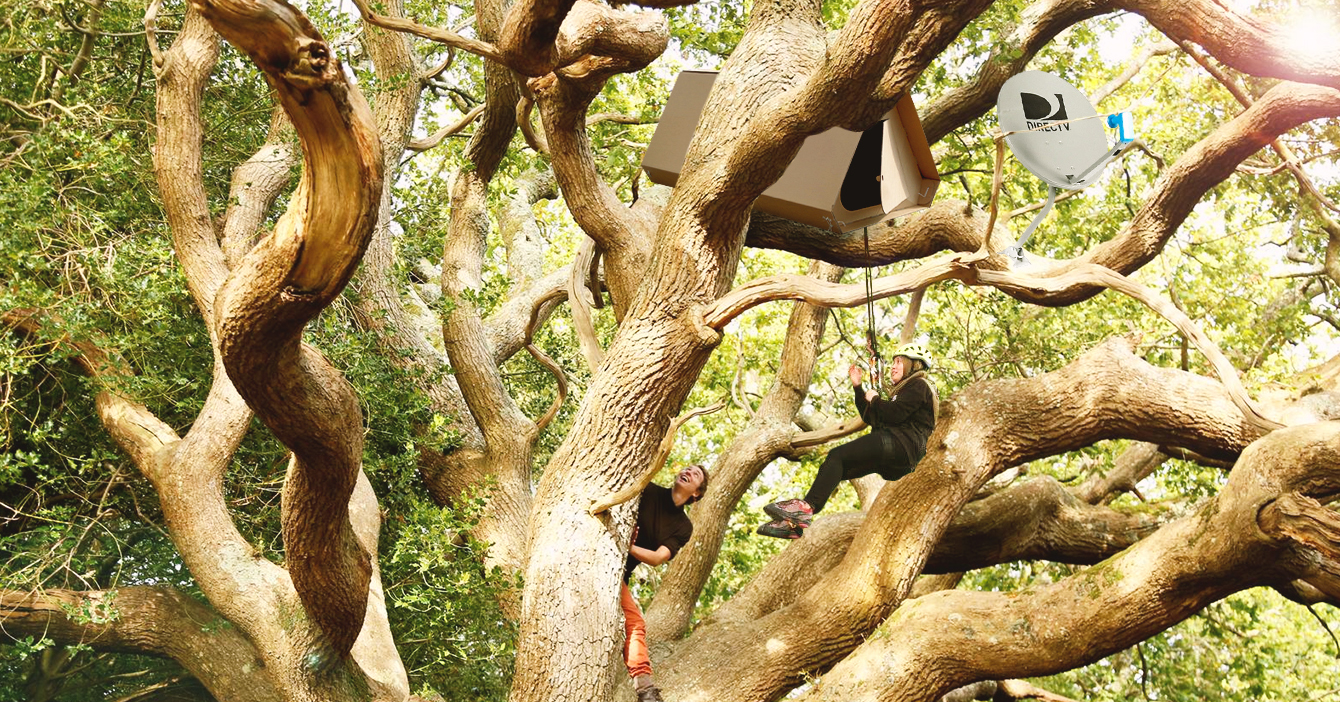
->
[3,0,1340,700]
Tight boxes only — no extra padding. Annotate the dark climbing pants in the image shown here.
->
[803,430,914,514]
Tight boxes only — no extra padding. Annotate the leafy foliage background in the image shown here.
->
[2,0,1338,699]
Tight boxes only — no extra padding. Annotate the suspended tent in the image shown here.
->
[641,70,942,375]
[641,70,941,233]
[995,70,1141,261]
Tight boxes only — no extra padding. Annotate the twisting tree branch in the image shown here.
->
[1258,493,1340,563]
[526,343,569,432]
[920,0,1120,145]
[1178,40,1340,216]
[589,401,726,515]
[797,423,1340,702]
[569,237,604,371]
[516,93,549,154]
[522,279,571,433]
[407,103,486,152]
[349,0,505,64]
[195,0,384,655]
[220,107,296,268]
[143,0,164,68]
[704,252,987,330]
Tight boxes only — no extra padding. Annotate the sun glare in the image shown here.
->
[1283,8,1340,61]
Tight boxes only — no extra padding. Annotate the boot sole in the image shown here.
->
[756,520,804,539]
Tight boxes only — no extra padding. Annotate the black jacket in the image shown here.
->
[854,378,935,463]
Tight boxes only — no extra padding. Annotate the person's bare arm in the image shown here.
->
[630,544,672,566]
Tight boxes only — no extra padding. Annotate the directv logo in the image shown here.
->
[1022,92,1070,132]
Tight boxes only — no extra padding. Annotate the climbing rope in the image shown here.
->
[861,225,880,380]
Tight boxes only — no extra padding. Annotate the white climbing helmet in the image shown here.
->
[893,343,932,368]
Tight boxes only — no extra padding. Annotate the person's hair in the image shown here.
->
[904,357,926,374]
[687,464,710,504]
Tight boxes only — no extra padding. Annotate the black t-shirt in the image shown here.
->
[624,483,694,583]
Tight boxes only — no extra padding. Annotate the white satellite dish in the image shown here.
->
[999,71,1109,190]
[996,70,1140,261]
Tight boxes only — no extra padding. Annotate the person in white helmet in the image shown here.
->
[758,344,938,539]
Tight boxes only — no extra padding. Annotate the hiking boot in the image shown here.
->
[764,498,813,526]
[756,518,805,539]
[636,684,664,702]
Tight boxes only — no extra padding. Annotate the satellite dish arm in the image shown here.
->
[1002,185,1057,262]
[1069,138,1146,188]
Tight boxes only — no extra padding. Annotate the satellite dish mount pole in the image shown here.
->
[1002,185,1057,263]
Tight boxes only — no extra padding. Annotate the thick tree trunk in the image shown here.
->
[197,0,383,659]
[148,1,408,700]
[505,1,1008,698]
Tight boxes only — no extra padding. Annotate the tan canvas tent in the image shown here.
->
[641,70,940,233]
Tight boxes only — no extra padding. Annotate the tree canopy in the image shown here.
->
[2,0,1340,701]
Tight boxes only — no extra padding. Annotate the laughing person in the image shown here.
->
[622,463,709,701]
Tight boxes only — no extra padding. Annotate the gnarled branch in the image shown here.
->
[0,587,277,702]
[659,337,1262,701]
[1123,0,1340,91]
[799,423,1340,702]
[220,107,296,269]
[703,252,986,329]
[569,236,605,372]
[198,0,383,655]
[350,0,505,65]
[1259,493,1340,564]
[407,103,486,152]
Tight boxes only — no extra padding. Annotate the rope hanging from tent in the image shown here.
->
[862,225,880,379]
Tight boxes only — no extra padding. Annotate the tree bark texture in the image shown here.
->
[797,422,1340,702]
[654,338,1261,701]
[0,587,279,702]
[197,0,383,657]
[148,2,408,700]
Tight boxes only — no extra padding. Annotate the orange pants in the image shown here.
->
[621,583,652,678]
